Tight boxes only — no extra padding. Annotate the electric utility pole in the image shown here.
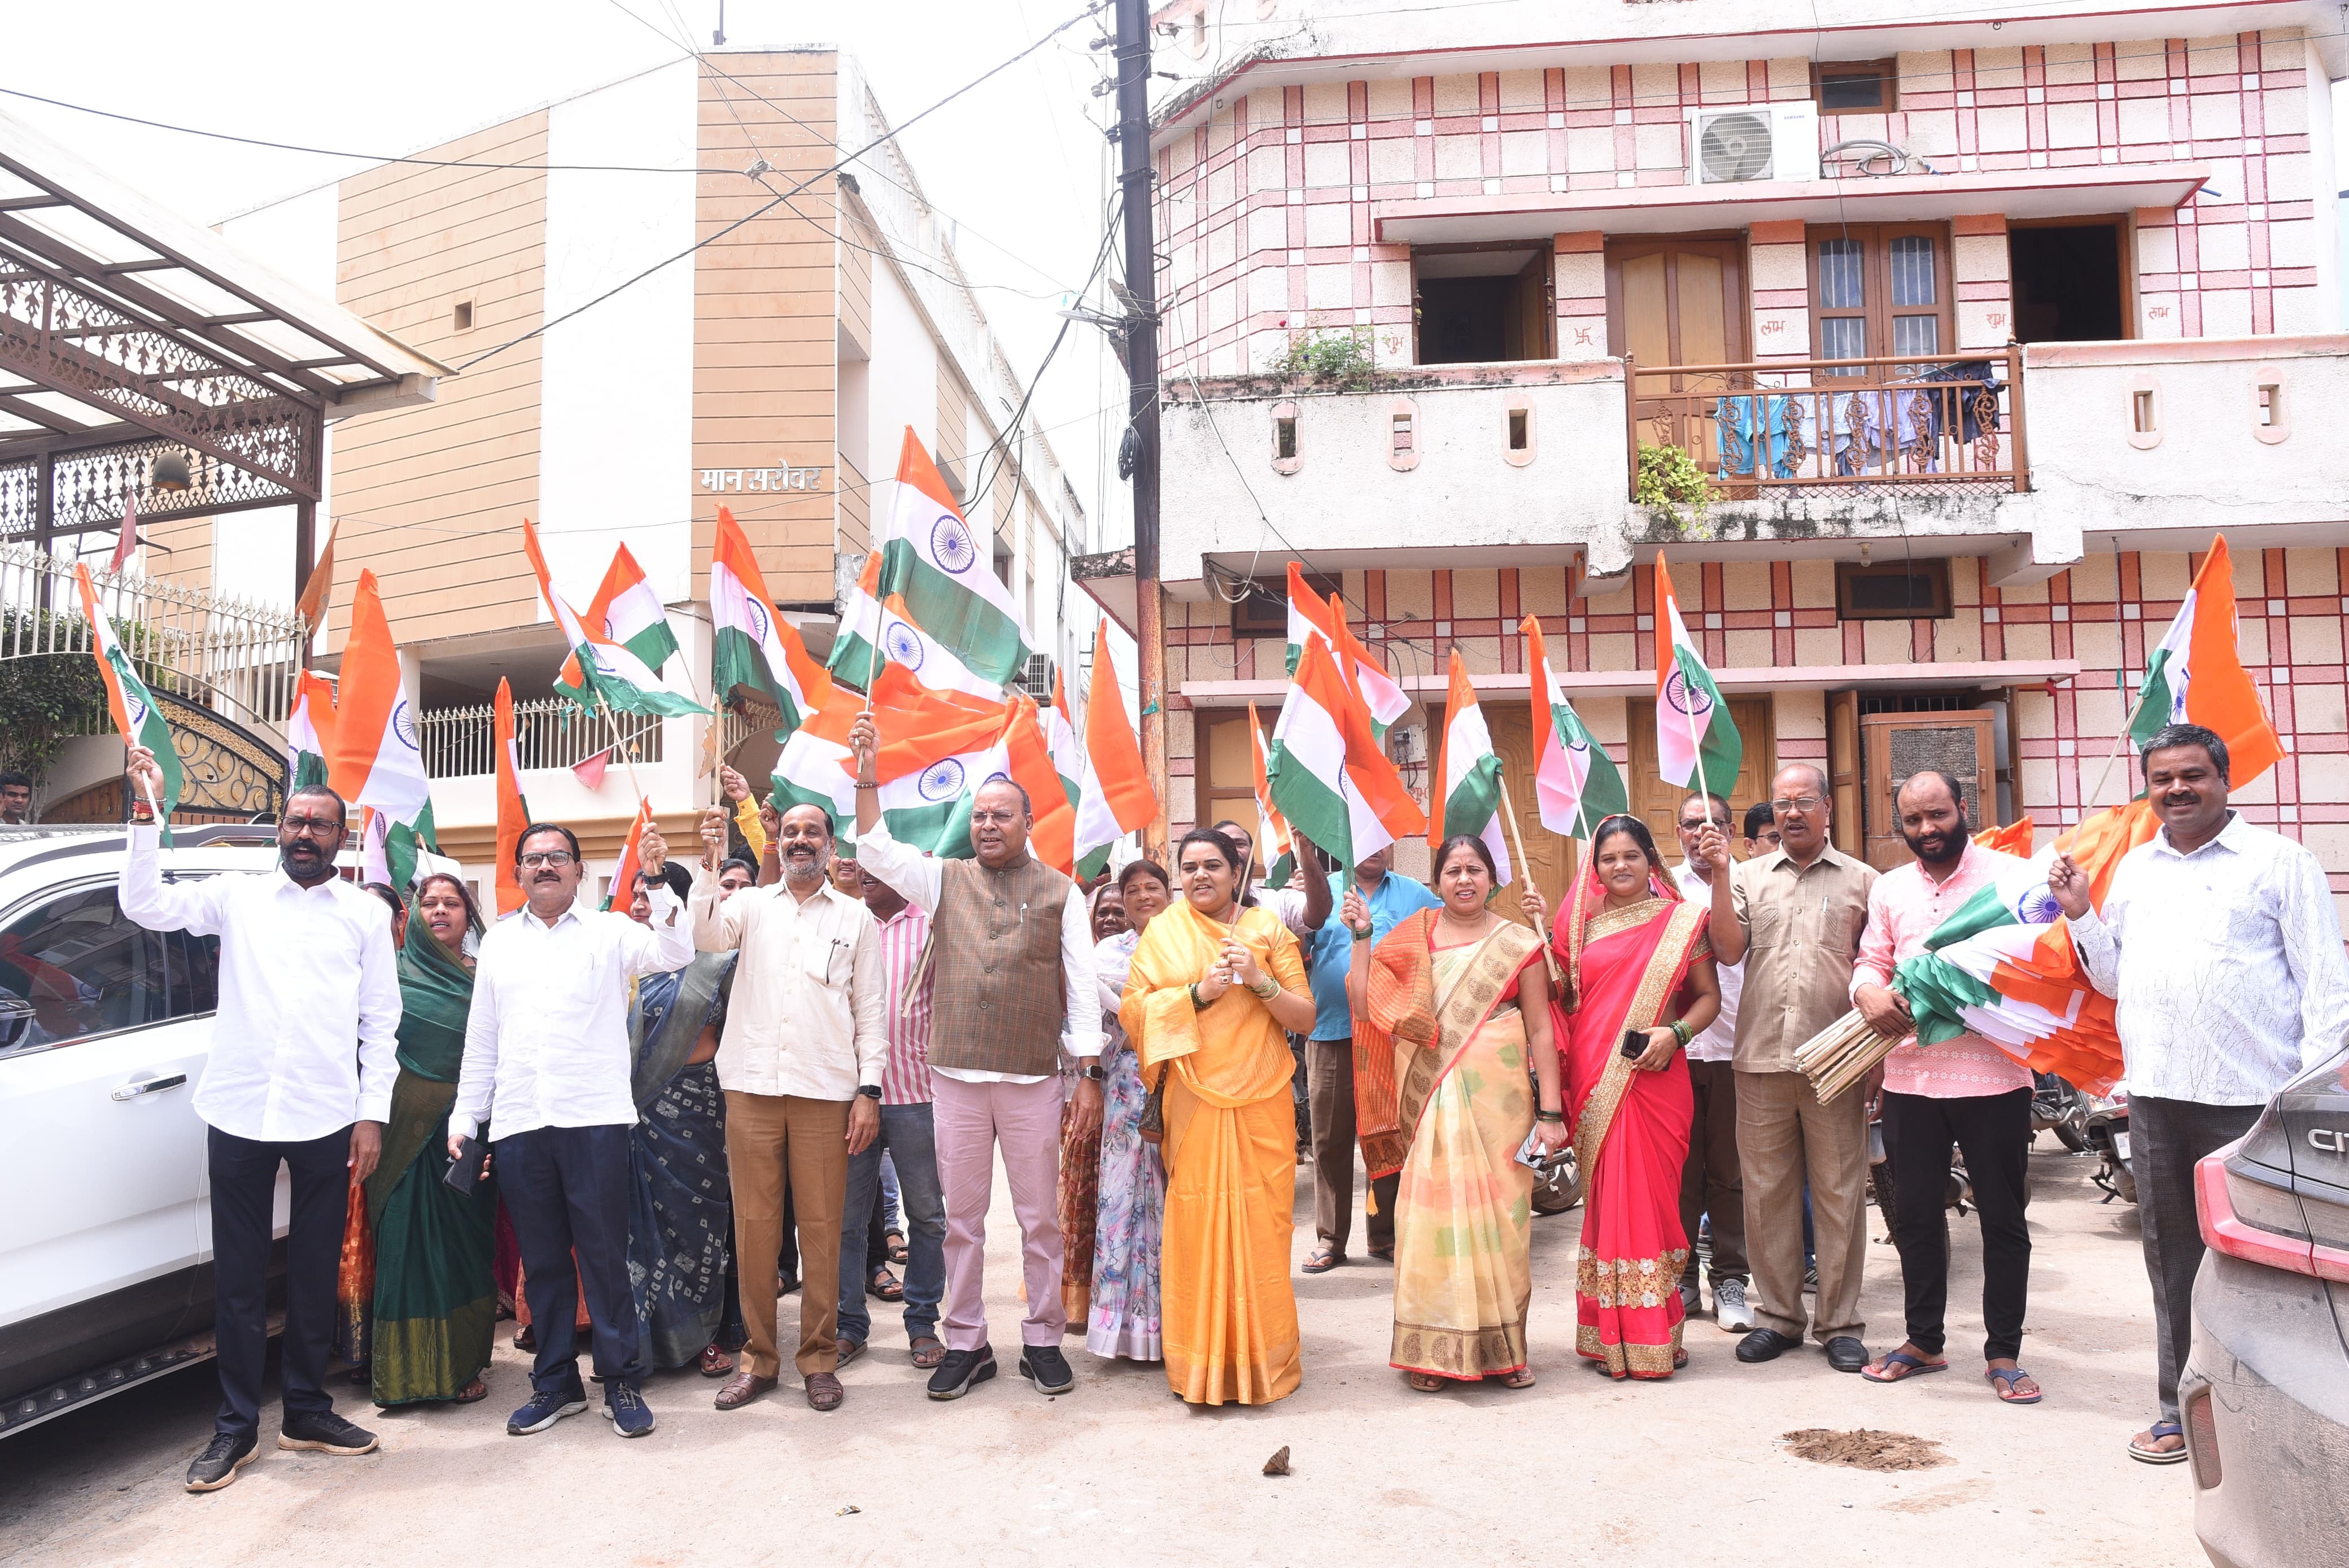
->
[1112,0,1166,855]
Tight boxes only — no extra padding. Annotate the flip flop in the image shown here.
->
[2129,1420,2187,1463]
[1861,1349,1950,1384]
[909,1336,945,1369]
[1986,1365,2042,1405]
[1301,1247,1341,1274]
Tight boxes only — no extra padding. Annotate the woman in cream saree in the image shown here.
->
[1538,814,1721,1380]
[1350,836,1568,1390]
[1120,828,1316,1406]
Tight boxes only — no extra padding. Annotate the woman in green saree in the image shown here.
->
[336,873,500,1405]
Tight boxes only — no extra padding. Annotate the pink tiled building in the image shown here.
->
[1079,0,2349,914]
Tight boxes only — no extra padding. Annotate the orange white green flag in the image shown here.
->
[2125,534,2283,784]
[73,562,181,829]
[1267,635,1425,875]
[771,665,1005,856]
[1001,694,1078,875]
[601,796,653,912]
[582,543,679,676]
[1073,621,1156,880]
[525,519,706,720]
[876,429,1033,685]
[1248,702,1295,888]
[709,505,832,731]
[329,569,437,888]
[1284,561,1407,738]
[829,549,1002,703]
[1427,649,1511,885]
[494,677,530,917]
[1522,613,1626,837]
[1652,551,1740,796]
[286,670,338,793]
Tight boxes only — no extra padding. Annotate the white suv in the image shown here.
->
[0,824,344,1437]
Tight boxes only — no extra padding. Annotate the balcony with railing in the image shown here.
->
[1624,346,2026,504]
[417,697,666,779]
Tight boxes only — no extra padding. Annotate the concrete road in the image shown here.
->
[1,1138,2197,1567]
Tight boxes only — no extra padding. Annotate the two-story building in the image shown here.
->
[1090,0,2347,912]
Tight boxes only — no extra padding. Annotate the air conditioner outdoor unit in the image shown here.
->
[1684,102,1818,185]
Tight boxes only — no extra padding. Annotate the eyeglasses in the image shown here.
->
[1770,796,1826,814]
[970,810,1021,826]
[518,850,578,868]
[1677,816,1726,832]
[281,815,341,838]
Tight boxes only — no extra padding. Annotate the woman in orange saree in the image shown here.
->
[1120,828,1316,1405]
[1535,814,1721,1380]
[1350,836,1569,1391]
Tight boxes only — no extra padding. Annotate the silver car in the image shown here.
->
[2180,1040,2349,1566]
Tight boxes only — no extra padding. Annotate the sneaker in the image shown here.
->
[277,1409,378,1455]
[1715,1277,1756,1333]
[1804,1262,1819,1294]
[1019,1344,1075,1395]
[604,1383,656,1439]
[926,1344,998,1400]
[1678,1280,1702,1319]
[185,1431,257,1492]
[507,1387,588,1436]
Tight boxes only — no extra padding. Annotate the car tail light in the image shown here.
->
[2196,1150,2349,1282]
[2182,1387,2223,1490]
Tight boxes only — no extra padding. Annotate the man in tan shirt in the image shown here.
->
[692,801,887,1414]
[1697,762,1879,1373]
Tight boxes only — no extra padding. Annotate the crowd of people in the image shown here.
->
[113,715,2349,1493]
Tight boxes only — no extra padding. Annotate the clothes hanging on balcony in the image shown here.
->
[1913,360,2001,445]
[1822,386,1937,476]
[1711,393,1810,480]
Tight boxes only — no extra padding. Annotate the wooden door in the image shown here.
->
[1859,709,1996,871]
[1606,237,1749,457]
[1827,690,1862,857]
[1486,702,1574,931]
[1626,695,1775,853]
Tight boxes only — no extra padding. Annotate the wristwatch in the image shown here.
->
[1079,1062,1106,1082]
[858,1084,882,1100]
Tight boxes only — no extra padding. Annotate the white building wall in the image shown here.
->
[538,59,697,607]
[867,260,938,482]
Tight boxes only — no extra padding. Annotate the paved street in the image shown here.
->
[1,1138,2198,1567]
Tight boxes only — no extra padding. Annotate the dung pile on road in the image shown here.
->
[1779,1428,1951,1472]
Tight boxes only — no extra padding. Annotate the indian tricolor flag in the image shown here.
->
[494,677,530,917]
[1247,702,1295,888]
[328,569,436,889]
[2125,534,2284,785]
[771,665,1005,854]
[1652,552,1740,796]
[524,519,706,720]
[286,670,337,793]
[1073,621,1155,880]
[1002,694,1078,874]
[1267,636,1425,872]
[1045,670,1082,811]
[582,543,679,676]
[710,505,832,731]
[877,429,1033,685]
[73,563,182,828]
[1522,614,1626,837]
[829,549,1002,703]
[1427,650,1512,886]
[1283,562,1407,738]
[601,796,653,912]
[1892,800,2160,1095]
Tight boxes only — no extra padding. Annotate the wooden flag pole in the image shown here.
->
[596,691,649,807]
[1494,770,1565,988]
[2080,676,2158,818]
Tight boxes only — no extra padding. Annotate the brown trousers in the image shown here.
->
[725,1091,850,1379]
[1679,1058,1749,1285]
[1306,1038,1395,1256]
[1735,1067,1868,1344]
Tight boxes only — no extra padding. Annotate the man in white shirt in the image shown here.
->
[2051,722,2349,1463]
[449,819,690,1440]
[1671,791,1752,1333]
[692,799,885,1414]
[848,711,1100,1403]
[117,747,400,1493]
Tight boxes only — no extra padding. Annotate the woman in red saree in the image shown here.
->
[1532,814,1721,1379]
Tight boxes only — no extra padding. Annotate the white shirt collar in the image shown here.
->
[2151,810,2245,860]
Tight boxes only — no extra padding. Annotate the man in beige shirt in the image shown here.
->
[1697,762,1879,1374]
[692,801,887,1414]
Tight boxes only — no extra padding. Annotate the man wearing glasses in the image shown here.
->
[449,819,692,1440]
[846,711,1100,1404]
[1696,763,1879,1374]
[1670,792,1753,1333]
[119,748,402,1492]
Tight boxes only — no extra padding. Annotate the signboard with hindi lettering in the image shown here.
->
[698,463,826,493]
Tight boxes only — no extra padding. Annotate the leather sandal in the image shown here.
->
[698,1343,735,1379]
[452,1377,490,1404]
[885,1230,909,1265]
[714,1372,777,1410]
[835,1339,867,1369]
[804,1372,845,1412]
[909,1335,946,1369]
[868,1266,903,1303]
[1406,1372,1446,1392]
[1500,1368,1537,1389]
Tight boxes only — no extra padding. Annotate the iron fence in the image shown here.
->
[418,696,666,780]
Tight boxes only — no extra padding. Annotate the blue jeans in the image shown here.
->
[836,1103,945,1348]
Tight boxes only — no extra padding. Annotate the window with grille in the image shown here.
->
[1808,225,1952,376]
[1836,558,1953,621]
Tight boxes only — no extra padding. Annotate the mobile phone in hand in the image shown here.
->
[1620,1028,1649,1060]
[443,1134,487,1194]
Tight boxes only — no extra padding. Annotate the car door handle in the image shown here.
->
[111,1073,188,1101]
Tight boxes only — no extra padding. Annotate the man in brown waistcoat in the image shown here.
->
[846,712,1102,1402]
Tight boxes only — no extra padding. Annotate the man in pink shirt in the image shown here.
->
[1849,771,2042,1405]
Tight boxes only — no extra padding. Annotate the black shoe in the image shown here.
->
[1824,1336,1870,1373]
[1736,1328,1802,1364]
[926,1344,998,1400]
[507,1387,588,1435]
[185,1431,257,1492]
[277,1409,378,1455]
[1019,1344,1075,1395]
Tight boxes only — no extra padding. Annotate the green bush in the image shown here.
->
[1634,443,1713,534]
[1265,324,1379,388]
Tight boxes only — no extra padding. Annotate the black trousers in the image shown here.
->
[207,1123,351,1441]
[2132,1094,2260,1421]
[1882,1087,2033,1362]
[498,1123,647,1394]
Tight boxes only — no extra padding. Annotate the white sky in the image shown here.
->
[2,0,1136,549]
